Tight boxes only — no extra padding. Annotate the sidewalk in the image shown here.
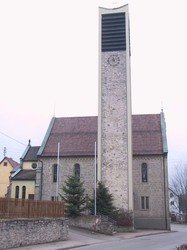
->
[9,227,170,250]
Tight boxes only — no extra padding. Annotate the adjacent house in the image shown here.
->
[168,188,179,214]
[10,142,39,200]
[0,157,18,197]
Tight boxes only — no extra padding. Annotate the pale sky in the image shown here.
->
[0,0,187,178]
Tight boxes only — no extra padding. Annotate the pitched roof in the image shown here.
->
[11,170,36,181]
[23,146,40,161]
[132,114,163,155]
[39,116,97,157]
[38,113,166,157]
[0,157,19,169]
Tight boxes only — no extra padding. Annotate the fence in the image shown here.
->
[0,198,64,219]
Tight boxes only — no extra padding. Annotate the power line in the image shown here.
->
[0,131,27,146]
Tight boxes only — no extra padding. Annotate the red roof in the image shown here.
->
[39,114,164,157]
[0,157,19,169]
[41,116,97,156]
[132,114,163,155]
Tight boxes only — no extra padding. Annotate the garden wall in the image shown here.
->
[68,215,115,235]
[0,218,68,250]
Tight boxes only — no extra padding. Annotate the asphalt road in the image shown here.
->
[77,224,187,250]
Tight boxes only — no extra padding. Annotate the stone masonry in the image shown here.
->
[36,157,95,200]
[100,50,131,210]
[0,218,68,250]
[133,155,168,229]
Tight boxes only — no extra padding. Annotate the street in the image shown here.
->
[77,224,187,250]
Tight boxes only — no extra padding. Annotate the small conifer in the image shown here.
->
[60,175,88,216]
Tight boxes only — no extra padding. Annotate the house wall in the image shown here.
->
[37,157,95,201]
[0,160,13,197]
[169,189,179,214]
[133,155,169,229]
[22,162,33,169]
[11,180,35,199]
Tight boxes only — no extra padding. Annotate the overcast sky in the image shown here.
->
[0,0,187,178]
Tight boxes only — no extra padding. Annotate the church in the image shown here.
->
[13,5,170,230]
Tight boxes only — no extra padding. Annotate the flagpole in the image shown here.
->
[56,142,60,200]
[94,141,97,216]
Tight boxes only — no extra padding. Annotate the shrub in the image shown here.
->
[176,244,187,250]
[115,209,133,227]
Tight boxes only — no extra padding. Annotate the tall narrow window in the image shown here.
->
[15,186,19,199]
[141,163,148,182]
[53,164,57,183]
[22,186,26,199]
[141,196,149,210]
[74,163,80,178]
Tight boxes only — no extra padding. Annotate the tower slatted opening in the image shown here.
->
[102,12,126,52]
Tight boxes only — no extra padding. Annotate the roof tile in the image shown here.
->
[39,114,164,157]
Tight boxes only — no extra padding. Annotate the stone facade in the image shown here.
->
[100,51,130,210]
[98,5,133,212]
[36,153,169,230]
[36,157,95,200]
[0,218,68,250]
[133,155,170,229]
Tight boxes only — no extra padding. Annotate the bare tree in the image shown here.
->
[170,163,187,212]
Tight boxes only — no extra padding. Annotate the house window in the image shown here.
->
[53,164,57,183]
[141,163,148,182]
[74,163,80,178]
[141,196,149,210]
[51,196,58,201]
[32,163,37,169]
[22,186,26,199]
[15,186,19,199]
[28,194,34,200]
[170,193,174,198]
[170,201,174,206]
[3,162,7,166]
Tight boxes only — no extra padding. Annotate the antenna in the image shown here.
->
[3,147,7,157]
[53,103,56,117]
[161,100,164,112]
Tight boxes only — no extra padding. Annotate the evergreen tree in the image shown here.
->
[89,182,117,218]
[60,175,88,216]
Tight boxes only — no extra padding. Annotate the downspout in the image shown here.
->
[38,159,43,200]
[163,153,169,230]
[160,110,170,230]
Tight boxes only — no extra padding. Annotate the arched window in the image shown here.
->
[74,163,80,178]
[141,163,148,182]
[15,186,19,199]
[22,186,26,199]
[53,164,57,183]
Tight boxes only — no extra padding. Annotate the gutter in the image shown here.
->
[38,159,43,200]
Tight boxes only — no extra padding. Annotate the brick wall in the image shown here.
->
[0,218,68,250]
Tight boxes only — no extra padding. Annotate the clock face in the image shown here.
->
[107,54,120,66]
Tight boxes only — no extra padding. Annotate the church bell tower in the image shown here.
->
[98,5,133,211]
